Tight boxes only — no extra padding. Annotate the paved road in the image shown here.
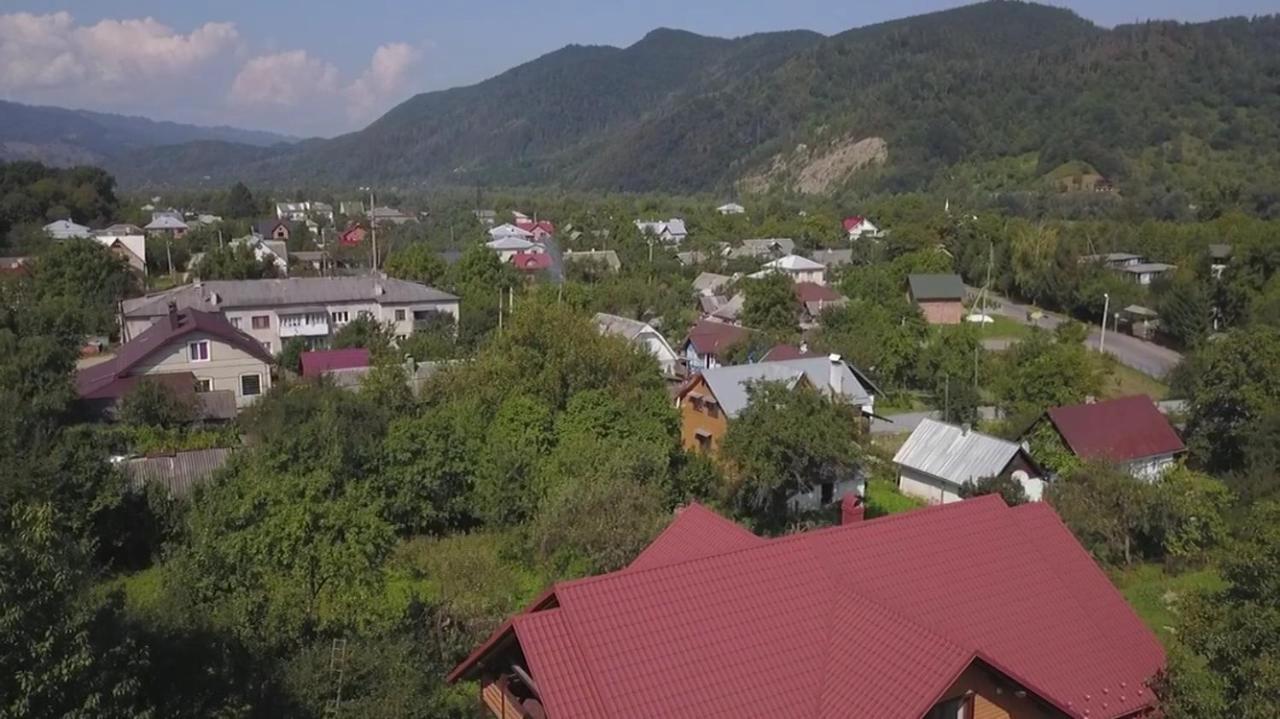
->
[978,290,1183,379]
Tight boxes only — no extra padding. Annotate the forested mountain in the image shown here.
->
[110,1,1280,207]
[0,100,297,167]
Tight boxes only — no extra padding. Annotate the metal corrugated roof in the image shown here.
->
[122,448,233,497]
[696,356,874,417]
[908,274,966,301]
[893,418,1022,487]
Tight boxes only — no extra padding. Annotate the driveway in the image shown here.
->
[978,289,1182,379]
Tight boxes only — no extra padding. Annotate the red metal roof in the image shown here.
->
[76,308,273,400]
[760,343,818,362]
[683,319,749,356]
[450,497,1163,719]
[792,281,842,304]
[1046,395,1185,463]
[842,215,866,232]
[300,348,370,377]
[628,503,764,572]
[510,251,554,272]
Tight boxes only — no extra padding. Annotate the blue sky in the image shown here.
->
[2,1,1276,137]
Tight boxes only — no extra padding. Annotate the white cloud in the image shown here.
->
[0,12,238,96]
[230,43,421,126]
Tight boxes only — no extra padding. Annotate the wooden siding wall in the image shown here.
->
[481,681,528,719]
[679,375,729,453]
[919,300,965,325]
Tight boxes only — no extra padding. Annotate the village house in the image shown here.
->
[448,497,1163,719]
[90,230,147,274]
[43,219,91,240]
[229,235,289,275]
[675,250,709,266]
[681,319,750,371]
[724,238,795,261]
[894,418,1044,504]
[1208,244,1232,279]
[755,254,827,285]
[563,249,621,273]
[1029,395,1186,481]
[77,305,274,416]
[488,223,536,242]
[254,219,291,242]
[842,215,881,239]
[809,248,854,268]
[676,354,878,456]
[716,202,745,215]
[593,313,680,377]
[144,214,189,239]
[908,273,967,325]
[703,293,745,323]
[368,206,414,226]
[692,271,733,296]
[486,236,543,262]
[514,217,555,241]
[300,348,370,378]
[121,277,459,353]
[510,251,554,276]
[794,281,846,323]
[275,202,308,221]
[635,218,688,244]
[1119,262,1176,286]
[1081,252,1143,269]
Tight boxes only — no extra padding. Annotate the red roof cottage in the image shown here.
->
[681,319,750,371]
[449,497,1164,719]
[1033,395,1185,480]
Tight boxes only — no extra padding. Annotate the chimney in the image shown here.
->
[828,353,843,396]
[166,301,179,329]
[799,340,809,354]
[840,493,865,525]
[961,423,971,436]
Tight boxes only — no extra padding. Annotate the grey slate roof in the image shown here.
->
[692,272,732,295]
[908,273,966,301]
[593,312,654,341]
[892,418,1023,487]
[726,238,795,259]
[122,448,233,498]
[697,356,875,418]
[123,277,457,317]
[1119,262,1176,274]
[1208,244,1232,260]
[810,249,854,267]
[564,249,621,271]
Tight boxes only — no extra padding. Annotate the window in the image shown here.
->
[695,431,713,452]
[230,317,242,328]
[240,374,262,397]
[395,309,406,322]
[251,315,270,329]
[188,340,210,362]
[706,401,720,419]
[926,696,972,719]
[195,378,212,392]
[331,311,349,324]
[821,482,834,505]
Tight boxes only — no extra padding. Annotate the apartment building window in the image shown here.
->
[240,374,262,397]
[331,311,350,324]
[395,309,406,321]
[195,378,212,392]
[230,317,242,329]
[188,340,210,362]
[251,315,270,330]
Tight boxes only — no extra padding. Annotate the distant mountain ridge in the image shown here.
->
[0,100,297,167]
[55,2,1280,201]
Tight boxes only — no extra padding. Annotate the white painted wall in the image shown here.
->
[1126,454,1178,482]
[897,467,965,505]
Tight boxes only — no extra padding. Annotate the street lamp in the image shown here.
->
[1099,292,1110,354]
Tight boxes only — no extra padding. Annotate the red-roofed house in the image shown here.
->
[510,251,554,274]
[76,304,274,415]
[793,281,847,321]
[681,319,750,371]
[842,215,880,239]
[760,343,818,362]
[300,348,370,378]
[515,218,555,241]
[1031,395,1186,480]
[449,497,1164,719]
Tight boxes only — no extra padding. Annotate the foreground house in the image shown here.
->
[894,418,1043,504]
[122,277,459,353]
[593,313,679,376]
[908,273,967,325]
[448,497,1164,719]
[1030,395,1185,480]
[676,354,878,455]
[78,305,274,415]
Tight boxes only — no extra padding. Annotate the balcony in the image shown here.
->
[278,311,330,338]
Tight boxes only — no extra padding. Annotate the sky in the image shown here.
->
[2,1,1276,138]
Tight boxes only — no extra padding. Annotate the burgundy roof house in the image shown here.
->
[76,304,274,417]
[1034,395,1185,480]
[449,498,1164,719]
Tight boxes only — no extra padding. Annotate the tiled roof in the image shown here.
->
[1045,395,1185,463]
[300,348,369,377]
[627,504,764,572]
[511,251,554,272]
[450,497,1163,719]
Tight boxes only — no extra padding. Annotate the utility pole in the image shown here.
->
[1099,292,1110,354]
[369,188,378,272]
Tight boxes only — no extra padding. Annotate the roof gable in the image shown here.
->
[683,319,749,356]
[893,418,1024,486]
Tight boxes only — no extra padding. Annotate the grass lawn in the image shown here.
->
[863,478,925,519]
[1102,358,1170,401]
[978,314,1034,341]
[1110,563,1224,644]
